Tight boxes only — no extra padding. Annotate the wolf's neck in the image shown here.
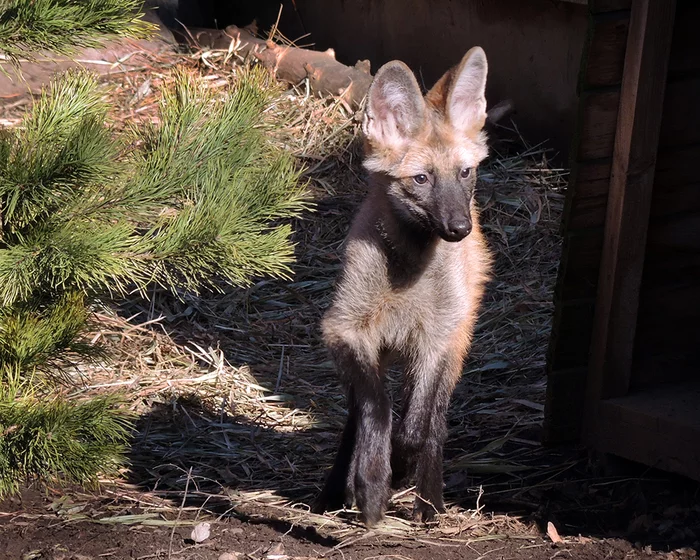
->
[368,188,442,285]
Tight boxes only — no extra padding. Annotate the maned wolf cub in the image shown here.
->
[313,47,493,526]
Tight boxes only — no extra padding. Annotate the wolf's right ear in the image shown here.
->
[445,47,488,134]
[363,61,425,149]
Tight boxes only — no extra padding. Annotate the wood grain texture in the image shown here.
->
[584,14,630,88]
[577,90,621,160]
[556,230,605,301]
[585,0,676,409]
[566,146,700,230]
[565,160,612,230]
[594,383,700,481]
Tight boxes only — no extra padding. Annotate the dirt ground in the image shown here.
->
[1,483,699,560]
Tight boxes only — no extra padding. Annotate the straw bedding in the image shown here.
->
[5,41,568,544]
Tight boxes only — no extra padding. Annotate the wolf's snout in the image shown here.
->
[442,219,472,242]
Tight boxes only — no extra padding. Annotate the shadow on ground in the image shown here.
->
[118,143,699,553]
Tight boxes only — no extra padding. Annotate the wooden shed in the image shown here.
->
[544,0,700,481]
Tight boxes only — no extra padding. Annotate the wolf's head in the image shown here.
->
[362,48,489,242]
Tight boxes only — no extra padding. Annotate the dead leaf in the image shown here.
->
[547,521,563,544]
[266,542,288,560]
[191,521,211,543]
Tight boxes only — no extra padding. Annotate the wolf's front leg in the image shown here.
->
[312,387,358,514]
[316,337,391,526]
[392,353,461,523]
[412,385,450,522]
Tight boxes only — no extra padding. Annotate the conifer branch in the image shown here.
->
[0,12,308,496]
[0,0,153,63]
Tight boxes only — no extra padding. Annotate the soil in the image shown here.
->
[1,485,698,560]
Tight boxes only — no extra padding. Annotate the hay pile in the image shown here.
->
[10,41,567,544]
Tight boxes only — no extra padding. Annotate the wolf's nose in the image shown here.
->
[448,220,471,238]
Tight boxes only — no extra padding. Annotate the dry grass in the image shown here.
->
[5,42,569,544]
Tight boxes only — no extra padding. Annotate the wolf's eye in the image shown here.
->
[460,167,473,179]
[413,174,429,185]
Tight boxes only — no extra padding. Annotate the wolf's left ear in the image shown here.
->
[446,47,488,134]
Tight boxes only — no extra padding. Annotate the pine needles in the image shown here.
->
[0,0,153,63]
[0,68,309,306]
[0,293,94,393]
[0,65,309,496]
[129,68,309,292]
[0,394,133,497]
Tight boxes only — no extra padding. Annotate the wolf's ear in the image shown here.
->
[363,61,425,148]
[446,47,488,134]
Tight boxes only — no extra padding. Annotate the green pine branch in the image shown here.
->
[0,59,309,497]
[0,393,133,497]
[131,69,309,292]
[0,0,153,63]
[0,67,310,309]
[0,292,98,394]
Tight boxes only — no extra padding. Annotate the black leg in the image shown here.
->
[390,355,458,523]
[352,379,392,525]
[391,378,429,489]
[312,389,358,514]
[412,396,449,522]
[315,341,391,526]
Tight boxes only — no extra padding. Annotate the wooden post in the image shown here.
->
[585,0,676,424]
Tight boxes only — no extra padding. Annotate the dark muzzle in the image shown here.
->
[441,217,472,241]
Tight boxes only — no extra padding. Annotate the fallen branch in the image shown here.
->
[185,25,373,108]
[183,25,515,123]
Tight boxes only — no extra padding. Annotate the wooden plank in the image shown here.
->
[548,301,597,371]
[591,382,700,481]
[543,368,588,444]
[556,230,604,300]
[585,0,676,410]
[658,78,700,149]
[589,0,632,12]
[543,6,616,444]
[584,14,630,88]
[667,0,700,77]
[651,145,700,220]
[577,90,620,160]
[565,160,611,230]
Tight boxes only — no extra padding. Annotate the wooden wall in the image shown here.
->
[544,0,632,444]
[293,0,588,163]
[631,0,700,388]
[545,0,700,443]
